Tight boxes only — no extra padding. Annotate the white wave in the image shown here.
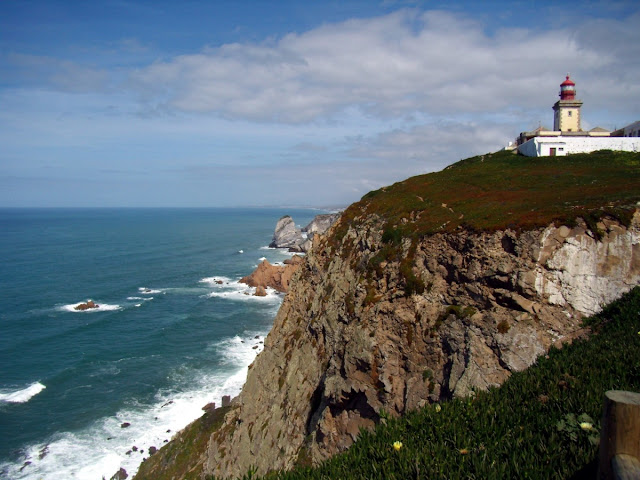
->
[212,334,266,364]
[0,382,46,403]
[206,281,282,303]
[138,287,162,294]
[60,302,121,313]
[1,331,269,480]
[199,276,233,286]
[238,249,244,254]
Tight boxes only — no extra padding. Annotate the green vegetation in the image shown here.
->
[134,406,231,480]
[331,150,640,245]
[228,287,640,480]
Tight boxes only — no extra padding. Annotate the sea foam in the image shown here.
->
[60,302,122,313]
[1,330,269,480]
[0,382,46,404]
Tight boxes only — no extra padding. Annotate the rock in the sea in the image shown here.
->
[110,467,128,480]
[269,216,304,250]
[75,300,99,311]
[240,257,303,293]
[254,286,267,296]
[269,213,340,253]
[202,402,216,413]
[120,422,131,428]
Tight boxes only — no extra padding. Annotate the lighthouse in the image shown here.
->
[552,74,583,132]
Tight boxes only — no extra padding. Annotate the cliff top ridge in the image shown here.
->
[332,149,640,246]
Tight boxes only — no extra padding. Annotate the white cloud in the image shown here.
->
[2,6,639,208]
[128,9,639,125]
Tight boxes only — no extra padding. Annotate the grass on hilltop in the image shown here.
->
[331,150,640,246]
[225,287,640,480]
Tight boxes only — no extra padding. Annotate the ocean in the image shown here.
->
[0,207,321,480]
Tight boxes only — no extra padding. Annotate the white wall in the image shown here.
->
[518,136,640,157]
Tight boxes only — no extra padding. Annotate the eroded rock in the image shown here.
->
[203,211,640,479]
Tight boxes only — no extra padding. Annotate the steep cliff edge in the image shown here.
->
[203,151,640,479]
[133,150,640,480]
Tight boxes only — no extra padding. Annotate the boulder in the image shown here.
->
[254,286,267,297]
[202,402,216,413]
[110,467,128,480]
[75,300,99,311]
[221,395,231,407]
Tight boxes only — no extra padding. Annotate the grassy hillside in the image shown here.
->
[225,286,640,480]
[333,150,640,244]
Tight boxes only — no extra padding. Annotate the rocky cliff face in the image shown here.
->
[204,210,640,478]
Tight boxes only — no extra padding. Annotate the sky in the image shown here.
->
[1,1,639,208]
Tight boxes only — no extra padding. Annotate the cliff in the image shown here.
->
[134,150,640,480]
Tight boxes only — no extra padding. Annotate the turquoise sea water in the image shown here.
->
[0,207,320,479]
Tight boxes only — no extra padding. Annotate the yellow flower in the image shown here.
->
[459,448,469,455]
[393,441,403,451]
[580,422,593,431]
[435,404,442,413]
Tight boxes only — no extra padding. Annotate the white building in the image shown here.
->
[518,135,640,157]
[517,75,640,157]
[613,120,640,137]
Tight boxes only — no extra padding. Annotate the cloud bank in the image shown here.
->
[128,10,639,124]
[2,7,639,207]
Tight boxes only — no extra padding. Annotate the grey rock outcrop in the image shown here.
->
[205,210,640,479]
[269,216,304,250]
[303,213,341,236]
[270,214,340,252]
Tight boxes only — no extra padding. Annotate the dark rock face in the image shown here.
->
[202,402,216,413]
[110,467,128,480]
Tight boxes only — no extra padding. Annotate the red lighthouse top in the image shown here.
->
[559,74,576,100]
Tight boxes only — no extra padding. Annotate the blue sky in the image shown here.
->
[1,1,639,207]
